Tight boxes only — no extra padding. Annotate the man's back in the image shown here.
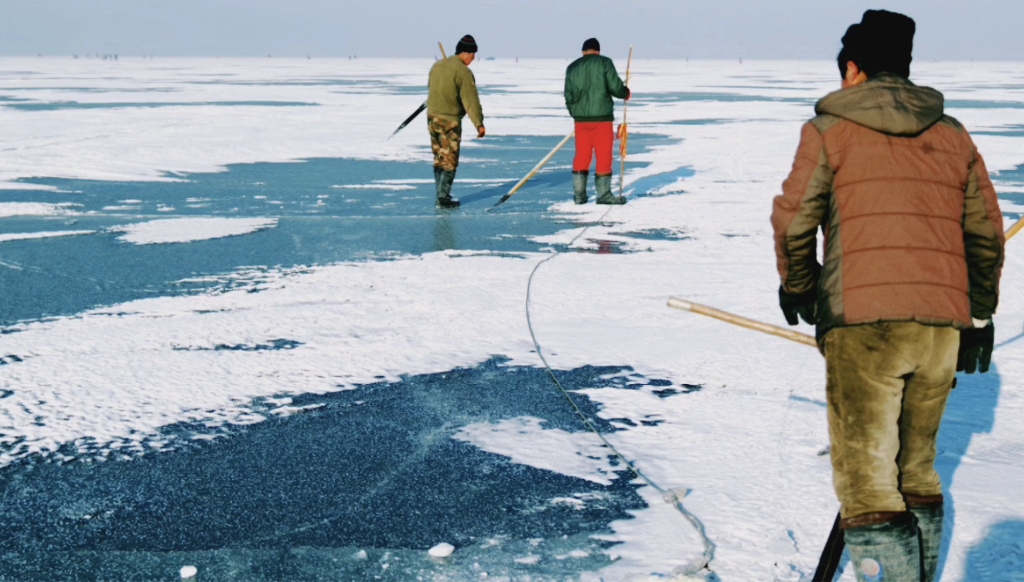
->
[773,74,1004,336]
[564,54,628,122]
[428,56,483,128]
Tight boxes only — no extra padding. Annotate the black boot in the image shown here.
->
[435,169,460,209]
[595,173,626,205]
[844,512,923,582]
[572,170,589,204]
[908,498,943,582]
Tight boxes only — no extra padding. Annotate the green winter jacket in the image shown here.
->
[428,56,484,129]
[564,54,630,122]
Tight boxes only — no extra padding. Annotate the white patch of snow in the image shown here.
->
[0,202,80,218]
[330,184,416,191]
[428,543,455,559]
[513,555,541,565]
[110,217,277,244]
[0,230,93,243]
[454,416,614,485]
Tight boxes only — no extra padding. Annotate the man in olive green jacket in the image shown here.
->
[564,38,630,205]
[773,10,1003,581]
[427,34,486,209]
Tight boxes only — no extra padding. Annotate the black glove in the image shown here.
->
[779,287,817,326]
[957,324,994,374]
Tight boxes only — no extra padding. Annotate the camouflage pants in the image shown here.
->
[428,116,462,172]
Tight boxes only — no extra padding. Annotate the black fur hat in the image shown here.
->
[839,10,916,78]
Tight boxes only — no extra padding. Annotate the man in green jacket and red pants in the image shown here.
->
[772,10,1003,581]
[427,35,486,209]
[565,38,630,205]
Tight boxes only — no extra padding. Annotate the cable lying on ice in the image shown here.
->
[524,201,716,577]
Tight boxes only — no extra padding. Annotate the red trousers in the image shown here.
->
[572,121,614,174]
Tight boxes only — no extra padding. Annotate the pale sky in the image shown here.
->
[1,0,1021,60]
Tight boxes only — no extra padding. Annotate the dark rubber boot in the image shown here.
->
[595,173,626,205]
[572,170,589,204]
[435,169,459,208]
[845,512,922,582]
[908,501,943,582]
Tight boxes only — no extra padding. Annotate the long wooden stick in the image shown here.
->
[667,297,818,348]
[669,219,1024,346]
[387,43,446,140]
[1007,216,1024,241]
[491,131,575,207]
[618,45,634,197]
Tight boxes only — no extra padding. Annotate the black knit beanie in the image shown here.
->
[838,9,915,78]
[582,38,600,52]
[455,35,478,55]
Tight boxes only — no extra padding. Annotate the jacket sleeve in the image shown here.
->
[460,68,485,129]
[604,59,629,100]
[771,121,834,294]
[962,144,1005,319]
[564,68,578,109]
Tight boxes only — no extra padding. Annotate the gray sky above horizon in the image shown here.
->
[1,0,1021,61]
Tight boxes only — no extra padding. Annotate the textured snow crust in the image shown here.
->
[2,58,1024,580]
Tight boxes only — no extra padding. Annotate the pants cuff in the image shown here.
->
[904,493,943,507]
[841,511,906,529]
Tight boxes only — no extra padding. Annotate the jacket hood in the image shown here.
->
[815,75,944,136]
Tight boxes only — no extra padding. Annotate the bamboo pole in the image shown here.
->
[667,297,818,348]
[667,216,1024,348]
[491,131,575,207]
[1007,216,1024,241]
[618,46,634,197]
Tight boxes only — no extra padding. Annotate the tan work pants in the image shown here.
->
[823,322,958,519]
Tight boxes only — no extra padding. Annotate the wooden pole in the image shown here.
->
[618,45,634,197]
[666,217,1024,348]
[387,43,447,140]
[439,42,447,59]
[491,131,575,207]
[667,297,818,348]
[1007,216,1024,241]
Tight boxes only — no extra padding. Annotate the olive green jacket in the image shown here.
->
[564,54,630,122]
[427,56,484,129]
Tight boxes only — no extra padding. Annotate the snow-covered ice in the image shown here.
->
[110,216,278,244]
[2,57,1024,580]
[0,229,93,243]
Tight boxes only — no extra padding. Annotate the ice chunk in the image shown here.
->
[428,542,455,558]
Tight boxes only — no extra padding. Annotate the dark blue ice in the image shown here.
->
[0,357,693,581]
[0,134,682,326]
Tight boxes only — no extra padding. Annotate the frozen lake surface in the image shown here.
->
[2,57,1024,580]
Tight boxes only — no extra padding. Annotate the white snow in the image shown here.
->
[330,184,416,190]
[110,217,278,244]
[454,416,615,485]
[2,57,1024,581]
[0,202,80,218]
[0,230,93,243]
[428,543,455,559]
